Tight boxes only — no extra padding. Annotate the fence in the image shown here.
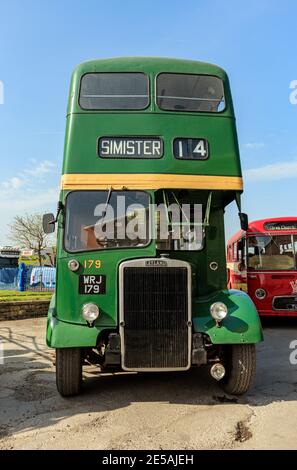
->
[19,264,56,292]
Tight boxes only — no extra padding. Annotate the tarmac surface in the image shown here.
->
[0,317,297,450]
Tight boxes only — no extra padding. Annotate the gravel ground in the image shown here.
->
[0,317,297,450]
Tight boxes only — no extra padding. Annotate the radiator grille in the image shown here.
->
[122,266,190,369]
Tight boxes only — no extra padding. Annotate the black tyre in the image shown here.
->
[222,344,256,395]
[56,348,82,397]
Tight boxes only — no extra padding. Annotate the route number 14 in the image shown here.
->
[173,138,209,160]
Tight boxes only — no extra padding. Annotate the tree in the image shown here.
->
[9,213,54,266]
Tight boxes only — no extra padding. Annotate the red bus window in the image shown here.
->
[227,245,230,261]
[233,242,237,261]
[247,235,296,270]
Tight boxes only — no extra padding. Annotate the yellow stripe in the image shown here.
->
[61,174,243,191]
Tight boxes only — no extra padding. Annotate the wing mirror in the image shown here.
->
[43,202,64,234]
[43,213,55,234]
[239,212,248,231]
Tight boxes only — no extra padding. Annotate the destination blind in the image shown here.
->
[98,137,163,159]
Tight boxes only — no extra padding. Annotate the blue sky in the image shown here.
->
[0,0,296,245]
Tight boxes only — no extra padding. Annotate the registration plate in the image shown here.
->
[79,275,106,294]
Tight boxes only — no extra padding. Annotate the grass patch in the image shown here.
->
[0,290,53,302]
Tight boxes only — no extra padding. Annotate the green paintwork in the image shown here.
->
[63,57,241,178]
[48,57,263,351]
[193,289,263,344]
[47,309,100,348]
[63,113,241,177]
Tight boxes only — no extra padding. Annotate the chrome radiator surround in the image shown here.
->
[119,257,192,372]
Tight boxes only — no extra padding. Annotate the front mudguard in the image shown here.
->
[46,294,101,348]
[192,289,263,344]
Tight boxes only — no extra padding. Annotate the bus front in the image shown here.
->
[247,218,297,316]
[44,58,262,396]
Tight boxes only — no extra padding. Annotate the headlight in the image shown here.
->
[68,259,80,272]
[210,302,228,322]
[255,288,266,300]
[82,303,99,325]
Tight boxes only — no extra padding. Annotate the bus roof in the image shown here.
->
[227,217,297,245]
[72,56,228,79]
[68,57,232,115]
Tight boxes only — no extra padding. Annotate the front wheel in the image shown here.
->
[56,348,82,397]
[222,344,256,395]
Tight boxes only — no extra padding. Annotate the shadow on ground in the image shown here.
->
[0,316,297,440]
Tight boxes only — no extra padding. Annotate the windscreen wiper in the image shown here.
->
[101,186,113,221]
[93,187,113,248]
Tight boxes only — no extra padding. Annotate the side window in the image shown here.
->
[228,244,233,261]
[248,237,258,257]
[227,245,231,261]
[233,242,237,262]
[238,238,246,267]
[248,245,256,256]
[294,235,297,261]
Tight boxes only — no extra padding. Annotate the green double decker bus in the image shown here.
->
[44,57,263,396]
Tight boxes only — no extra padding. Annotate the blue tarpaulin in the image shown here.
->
[0,267,19,289]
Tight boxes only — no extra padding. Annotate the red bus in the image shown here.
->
[227,217,297,316]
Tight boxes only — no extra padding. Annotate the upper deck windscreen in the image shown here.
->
[156,73,225,112]
[79,73,149,110]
